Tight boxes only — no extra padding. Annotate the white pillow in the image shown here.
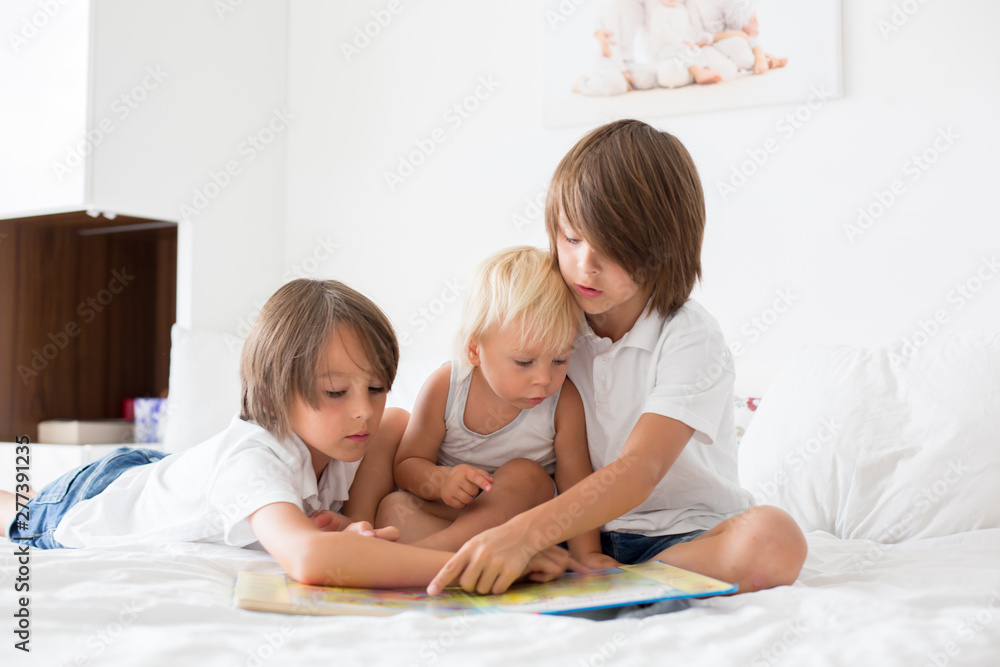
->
[739,331,1000,543]
[162,325,242,453]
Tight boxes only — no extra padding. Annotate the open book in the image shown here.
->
[233,561,737,617]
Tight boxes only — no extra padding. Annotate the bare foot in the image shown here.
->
[691,66,723,85]
[766,53,788,69]
[753,53,769,75]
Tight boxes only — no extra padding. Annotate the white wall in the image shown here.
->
[0,0,89,217]
[6,2,995,394]
[281,0,1000,395]
[87,0,289,333]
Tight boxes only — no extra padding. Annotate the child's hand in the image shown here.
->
[310,512,400,541]
[427,529,589,596]
[522,546,589,585]
[341,520,400,542]
[593,29,615,58]
[309,510,352,532]
[440,465,494,508]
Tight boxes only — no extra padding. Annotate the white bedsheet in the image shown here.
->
[3,530,1000,666]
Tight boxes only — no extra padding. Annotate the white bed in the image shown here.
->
[2,329,998,666]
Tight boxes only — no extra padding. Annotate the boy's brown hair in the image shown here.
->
[545,119,705,318]
[240,279,399,438]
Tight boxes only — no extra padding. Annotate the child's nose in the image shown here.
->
[532,368,552,386]
[579,246,600,273]
[352,393,374,420]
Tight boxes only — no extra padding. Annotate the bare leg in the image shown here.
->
[411,459,555,552]
[375,490,460,544]
[651,505,807,593]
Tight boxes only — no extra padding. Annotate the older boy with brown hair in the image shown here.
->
[430,120,807,596]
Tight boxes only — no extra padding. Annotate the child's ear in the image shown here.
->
[466,339,482,367]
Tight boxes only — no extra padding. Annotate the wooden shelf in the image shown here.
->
[0,211,176,441]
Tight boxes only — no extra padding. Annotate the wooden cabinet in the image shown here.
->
[1,0,287,437]
[0,212,176,441]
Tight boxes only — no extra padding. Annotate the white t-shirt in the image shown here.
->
[568,299,754,535]
[54,416,361,549]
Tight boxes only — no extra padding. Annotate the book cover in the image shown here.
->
[233,561,737,617]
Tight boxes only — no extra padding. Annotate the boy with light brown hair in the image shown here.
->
[2,279,574,588]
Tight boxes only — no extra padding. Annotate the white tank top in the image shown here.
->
[438,362,560,475]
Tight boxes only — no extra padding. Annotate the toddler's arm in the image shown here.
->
[394,364,493,506]
[552,381,620,570]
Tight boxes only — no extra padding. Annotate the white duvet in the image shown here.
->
[2,528,999,667]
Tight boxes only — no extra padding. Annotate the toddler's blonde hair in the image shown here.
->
[455,246,582,365]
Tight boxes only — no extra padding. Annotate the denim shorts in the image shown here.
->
[7,447,167,549]
[601,529,707,565]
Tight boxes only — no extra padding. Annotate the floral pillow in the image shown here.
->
[733,395,761,447]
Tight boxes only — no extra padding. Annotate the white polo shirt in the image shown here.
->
[54,416,361,549]
[569,299,754,535]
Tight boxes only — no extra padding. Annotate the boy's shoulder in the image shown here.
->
[207,415,309,472]
[664,299,724,336]
[640,300,729,362]
[631,299,723,345]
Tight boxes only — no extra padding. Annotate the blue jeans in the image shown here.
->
[601,529,707,565]
[7,447,167,549]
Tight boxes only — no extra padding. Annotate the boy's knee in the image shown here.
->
[736,505,807,588]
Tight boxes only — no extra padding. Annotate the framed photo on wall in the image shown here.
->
[541,0,842,128]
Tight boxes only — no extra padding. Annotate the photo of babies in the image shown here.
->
[542,0,840,127]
